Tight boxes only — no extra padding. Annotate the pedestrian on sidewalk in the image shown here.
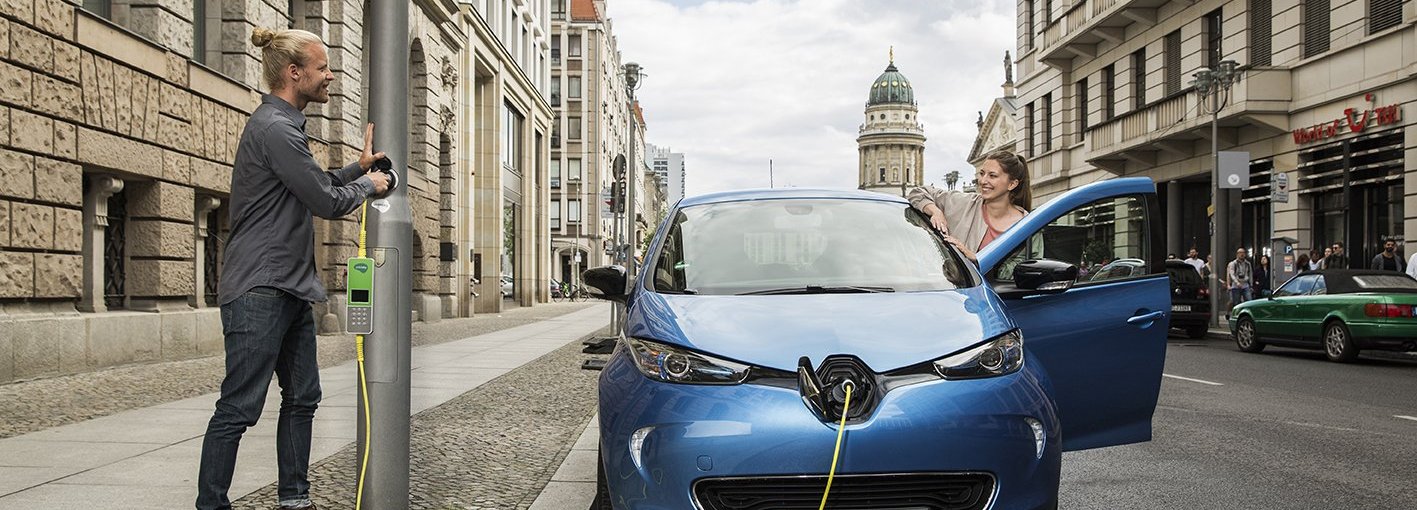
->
[1323,242,1349,269]
[1183,248,1206,275]
[1369,239,1405,272]
[907,150,1033,261]
[196,27,390,510]
[1226,248,1253,314]
[1310,248,1326,271]
[1407,247,1417,280]
[1253,254,1271,298]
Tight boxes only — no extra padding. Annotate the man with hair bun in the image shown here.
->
[196,27,389,510]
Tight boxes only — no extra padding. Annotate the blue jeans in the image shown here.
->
[197,287,321,510]
[1229,287,1252,310]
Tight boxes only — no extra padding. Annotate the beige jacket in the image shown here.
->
[907,185,1007,251]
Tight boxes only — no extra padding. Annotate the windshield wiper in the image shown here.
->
[737,285,895,296]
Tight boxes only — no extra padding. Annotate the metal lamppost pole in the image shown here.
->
[624,62,645,281]
[1191,59,1238,326]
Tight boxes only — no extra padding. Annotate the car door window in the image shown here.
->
[1308,276,1326,296]
[1274,275,1316,297]
[994,195,1151,284]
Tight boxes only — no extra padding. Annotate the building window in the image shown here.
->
[1025,103,1035,157]
[502,102,524,173]
[82,0,110,18]
[1101,65,1115,121]
[1026,0,1036,48]
[568,76,582,98]
[552,0,566,18]
[1132,49,1146,108]
[551,200,561,229]
[203,206,223,307]
[1164,30,1182,96]
[568,199,582,223]
[1369,0,1402,34]
[568,158,582,182]
[1250,0,1272,66]
[569,34,582,57]
[1204,9,1223,70]
[1076,78,1089,135]
[551,36,561,63]
[1304,0,1330,58]
[879,168,886,183]
[568,116,582,139]
[550,159,561,188]
[104,190,128,310]
[550,77,560,106]
[1041,94,1053,152]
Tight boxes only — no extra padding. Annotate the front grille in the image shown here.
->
[693,472,994,510]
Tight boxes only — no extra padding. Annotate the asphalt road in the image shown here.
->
[1058,332,1417,509]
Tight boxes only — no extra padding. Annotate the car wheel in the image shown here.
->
[1185,324,1208,339]
[593,443,613,510]
[1234,316,1265,353]
[1323,320,1359,363]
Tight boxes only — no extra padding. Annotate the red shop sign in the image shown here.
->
[1292,93,1403,145]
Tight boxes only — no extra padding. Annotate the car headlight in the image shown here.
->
[932,330,1024,379]
[625,337,751,384]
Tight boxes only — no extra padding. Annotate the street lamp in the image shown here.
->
[1191,58,1239,326]
[623,62,645,280]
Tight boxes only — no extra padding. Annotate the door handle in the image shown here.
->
[1126,310,1165,325]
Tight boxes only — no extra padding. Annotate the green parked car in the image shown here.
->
[1230,270,1417,362]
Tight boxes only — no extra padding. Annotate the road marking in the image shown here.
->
[1395,415,1417,422]
[1162,373,1225,386]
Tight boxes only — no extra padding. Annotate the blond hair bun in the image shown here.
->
[251,28,276,48]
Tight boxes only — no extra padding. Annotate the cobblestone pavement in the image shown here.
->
[233,326,612,510]
[0,302,597,439]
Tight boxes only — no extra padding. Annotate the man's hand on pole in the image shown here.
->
[359,123,391,194]
[359,123,387,171]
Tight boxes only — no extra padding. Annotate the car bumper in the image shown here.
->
[1347,322,1417,351]
[596,351,1063,510]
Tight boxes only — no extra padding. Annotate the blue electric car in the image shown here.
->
[583,177,1169,510]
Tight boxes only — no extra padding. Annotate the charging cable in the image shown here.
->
[355,200,372,510]
[818,381,853,510]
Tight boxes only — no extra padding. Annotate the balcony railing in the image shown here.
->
[1037,0,1169,70]
[1085,68,1292,170]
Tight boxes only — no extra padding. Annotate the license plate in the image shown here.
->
[1172,304,1192,312]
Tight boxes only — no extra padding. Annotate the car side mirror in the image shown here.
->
[1013,259,1079,293]
[582,265,629,304]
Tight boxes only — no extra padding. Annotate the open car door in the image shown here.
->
[978,177,1168,451]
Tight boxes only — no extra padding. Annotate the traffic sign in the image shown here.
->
[1270,172,1289,203]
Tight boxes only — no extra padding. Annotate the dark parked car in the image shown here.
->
[1165,259,1211,338]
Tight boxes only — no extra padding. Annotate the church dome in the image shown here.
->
[868,62,914,106]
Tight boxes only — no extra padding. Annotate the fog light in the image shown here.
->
[1025,418,1045,459]
[629,426,653,470]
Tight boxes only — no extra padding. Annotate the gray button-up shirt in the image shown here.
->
[218,94,374,305]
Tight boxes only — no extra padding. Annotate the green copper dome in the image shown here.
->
[868,63,914,106]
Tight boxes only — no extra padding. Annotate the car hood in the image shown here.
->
[625,287,1015,373]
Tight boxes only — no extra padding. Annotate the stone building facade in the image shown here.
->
[858,55,926,197]
[548,0,640,287]
[0,0,553,384]
[1015,0,1413,270]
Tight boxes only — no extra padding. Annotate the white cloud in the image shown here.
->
[607,0,1016,196]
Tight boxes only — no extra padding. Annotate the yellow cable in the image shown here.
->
[818,383,852,510]
[355,201,371,510]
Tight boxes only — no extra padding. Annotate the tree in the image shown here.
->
[945,170,961,191]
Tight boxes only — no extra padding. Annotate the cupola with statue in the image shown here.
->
[858,47,926,197]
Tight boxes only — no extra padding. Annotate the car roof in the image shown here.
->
[1310,270,1417,294]
[677,188,909,208]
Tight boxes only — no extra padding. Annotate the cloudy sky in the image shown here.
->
[605,0,1017,196]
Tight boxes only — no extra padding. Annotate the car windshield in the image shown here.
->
[650,198,973,295]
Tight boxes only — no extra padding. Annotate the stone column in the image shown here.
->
[80,175,124,313]
[192,196,220,309]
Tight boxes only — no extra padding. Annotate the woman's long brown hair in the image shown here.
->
[984,150,1032,211]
